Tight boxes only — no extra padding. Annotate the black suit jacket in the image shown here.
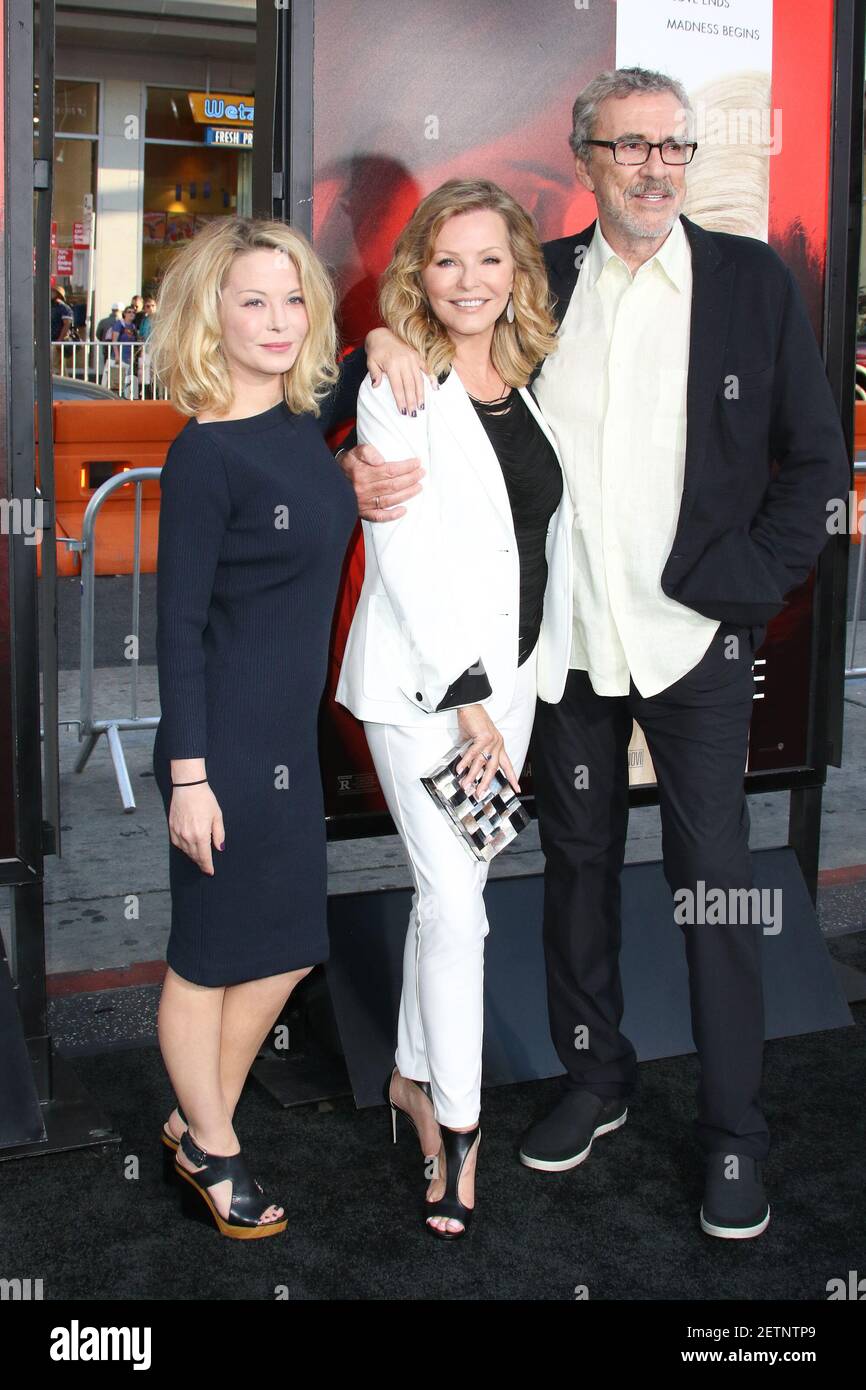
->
[535,213,851,629]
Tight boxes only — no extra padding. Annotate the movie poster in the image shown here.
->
[310,0,836,819]
[142,212,167,245]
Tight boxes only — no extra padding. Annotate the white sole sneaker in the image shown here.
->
[700,1204,770,1239]
[519,1107,628,1172]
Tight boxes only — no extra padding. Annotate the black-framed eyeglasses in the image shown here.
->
[585,138,698,166]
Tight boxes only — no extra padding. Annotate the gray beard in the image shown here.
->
[599,191,681,241]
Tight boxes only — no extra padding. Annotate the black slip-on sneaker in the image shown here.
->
[700,1152,770,1239]
[519,1089,628,1172]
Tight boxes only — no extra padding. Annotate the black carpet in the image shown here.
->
[2,996,863,1302]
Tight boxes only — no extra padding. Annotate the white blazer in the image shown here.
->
[335,367,573,727]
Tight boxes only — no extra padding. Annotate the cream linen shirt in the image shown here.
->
[533,216,720,698]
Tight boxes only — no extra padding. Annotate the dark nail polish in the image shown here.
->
[219,841,225,851]
[411,410,417,418]
[401,408,408,415]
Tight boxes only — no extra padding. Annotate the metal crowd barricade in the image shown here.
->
[66,467,163,811]
[848,461,866,681]
[53,339,170,400]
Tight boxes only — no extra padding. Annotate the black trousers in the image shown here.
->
[532,622,769,1159]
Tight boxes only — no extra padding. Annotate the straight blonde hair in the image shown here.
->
[379,179,558,386]
[147,216,339,418]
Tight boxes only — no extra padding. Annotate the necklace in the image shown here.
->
[468,388,513,418]
[464,371,511,407]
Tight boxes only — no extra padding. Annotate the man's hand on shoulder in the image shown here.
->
[336,442,425,522]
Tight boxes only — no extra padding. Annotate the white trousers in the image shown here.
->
[363,641,539,1127]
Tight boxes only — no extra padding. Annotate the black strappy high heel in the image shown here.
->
[174,1129,288,1240]
[424,1123,480,1240]
[384,1066,436,1153]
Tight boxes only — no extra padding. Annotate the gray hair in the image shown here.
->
[569,67,693,160]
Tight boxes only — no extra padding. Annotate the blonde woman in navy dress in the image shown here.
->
[148,217,394,1238]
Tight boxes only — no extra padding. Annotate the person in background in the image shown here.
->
[50,284,73,341]
[138,295,157,341]
[51,285,74,373]
[137,294,158,397]
[96,301,124,388]
[107,305,140,396]
[96,301,123,342]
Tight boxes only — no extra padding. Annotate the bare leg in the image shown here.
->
[219,967,313,1116]
[158,967,229,1149]
[388,1070,441,1157]
[159,965,311,1223]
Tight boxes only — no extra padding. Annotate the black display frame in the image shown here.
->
[0,0,43,892]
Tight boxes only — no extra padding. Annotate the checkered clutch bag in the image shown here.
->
[420,738,530,863]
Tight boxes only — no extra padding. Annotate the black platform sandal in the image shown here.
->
[384,1066,436,1153]
[174,1128,288,1240]
[424,1123,480,1240]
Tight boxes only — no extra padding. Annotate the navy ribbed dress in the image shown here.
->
[152,393,358,987]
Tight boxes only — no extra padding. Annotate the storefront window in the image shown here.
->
[53,139,97,290]
[54,79,99,136]
[34,78,99,311]
[34,74,99,136]
[143,86,253,294]
[145,86,202,143]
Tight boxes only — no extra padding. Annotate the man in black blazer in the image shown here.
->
[337,66,849,1240]
[538,216,842,641]
[513,67,850,1240]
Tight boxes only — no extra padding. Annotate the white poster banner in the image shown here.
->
[615,0,772,86]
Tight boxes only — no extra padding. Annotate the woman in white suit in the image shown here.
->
[335,179,573,1237]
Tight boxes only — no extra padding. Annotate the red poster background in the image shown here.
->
[311,0,837,820]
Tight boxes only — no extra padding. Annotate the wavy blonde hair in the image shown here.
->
[379,179,558,385]
[147,216,339,418]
